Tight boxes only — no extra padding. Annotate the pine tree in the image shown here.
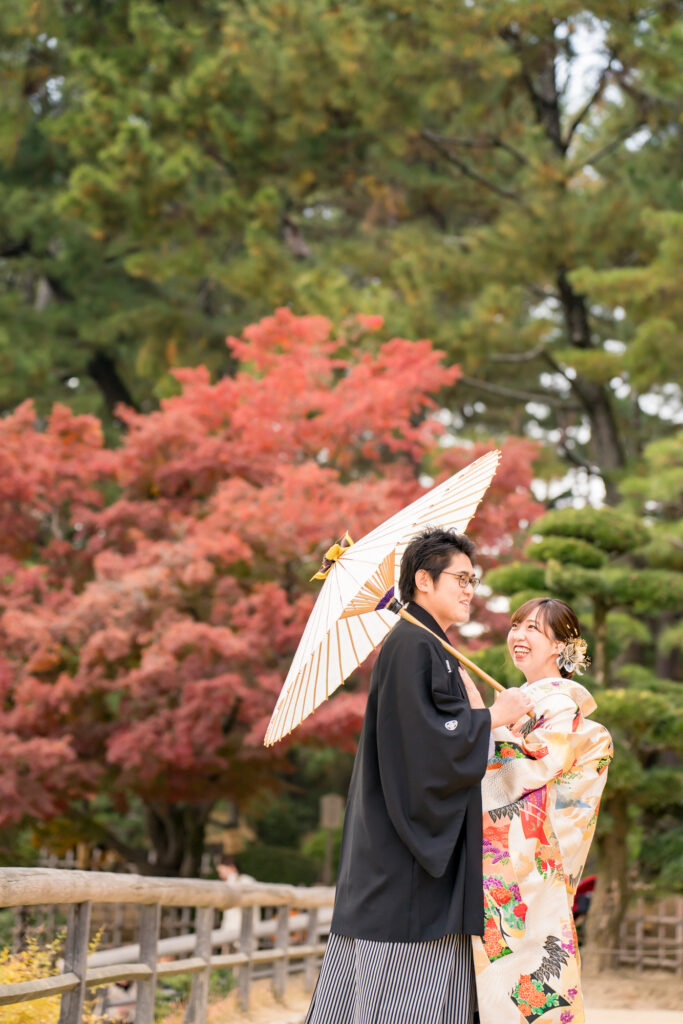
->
[486,479,683,956]
[1,2,681,488]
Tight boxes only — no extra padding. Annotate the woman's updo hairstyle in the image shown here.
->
[510,597,587,678]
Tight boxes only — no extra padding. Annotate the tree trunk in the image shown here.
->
[555,269,626,502]
[583,796,630,968]
[144,801,214,877]
[592,599,608,687]
[501,26,564,155]
[87,351,139,418]
[653,612,681,679]
[504,27,627,502]
[12,906,30,952]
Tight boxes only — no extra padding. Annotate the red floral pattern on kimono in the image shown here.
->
[472,677,613,1024]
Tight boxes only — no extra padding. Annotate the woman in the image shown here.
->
[469,598,613,1024]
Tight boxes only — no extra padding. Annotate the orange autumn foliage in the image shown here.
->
[0,309,542,865]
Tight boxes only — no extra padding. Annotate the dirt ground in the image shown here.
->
[582,964,683,1013]
[160,967,683,1023]
[160,975,311,1024]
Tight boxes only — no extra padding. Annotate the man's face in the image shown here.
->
[415,552,476,631]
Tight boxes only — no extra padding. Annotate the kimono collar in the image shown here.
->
[405,601,451,644]
[522,675,597,715]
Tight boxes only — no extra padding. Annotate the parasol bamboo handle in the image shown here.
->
[398,608,505,694]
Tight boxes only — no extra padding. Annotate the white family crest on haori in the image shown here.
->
[264,449,501,746]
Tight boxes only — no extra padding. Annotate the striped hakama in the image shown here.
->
[305,932,476,1024]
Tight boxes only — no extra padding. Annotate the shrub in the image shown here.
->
[301,827,344,877]
[0,936,103,1024]
[235,844,319,886]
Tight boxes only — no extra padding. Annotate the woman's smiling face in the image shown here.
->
[507,613,561,683]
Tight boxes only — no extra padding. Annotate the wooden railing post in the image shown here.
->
[304,907,319,991]
[635,897,644,971]
[136,903,160,1024]
[184,907,213,1024]
[58,901,91,1024]
[273,905,289,1000]
[237,905,254,1012]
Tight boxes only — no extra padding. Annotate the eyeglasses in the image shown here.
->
[441,571,480,590]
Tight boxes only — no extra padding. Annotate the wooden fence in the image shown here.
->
[0,867,335,1023]
[2,869,681,1022]
[616,896,683,973]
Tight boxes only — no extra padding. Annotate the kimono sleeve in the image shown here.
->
[484,689,601,809]
[376,632,491,878]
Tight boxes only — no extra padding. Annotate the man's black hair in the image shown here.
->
[398,527,476,603]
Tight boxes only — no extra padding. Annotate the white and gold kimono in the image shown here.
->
[472,676,613,1024]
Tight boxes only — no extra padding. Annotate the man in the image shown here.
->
[305,528,532,1024]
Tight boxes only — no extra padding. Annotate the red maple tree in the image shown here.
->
[0,310,541,873]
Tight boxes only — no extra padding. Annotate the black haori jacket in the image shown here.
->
[331,602,491,942]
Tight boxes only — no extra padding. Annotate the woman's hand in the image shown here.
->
[459,667,486,709]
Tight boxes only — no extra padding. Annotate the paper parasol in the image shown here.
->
[264,448,502,746]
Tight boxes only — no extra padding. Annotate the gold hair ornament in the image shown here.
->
[557,636,590,676]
